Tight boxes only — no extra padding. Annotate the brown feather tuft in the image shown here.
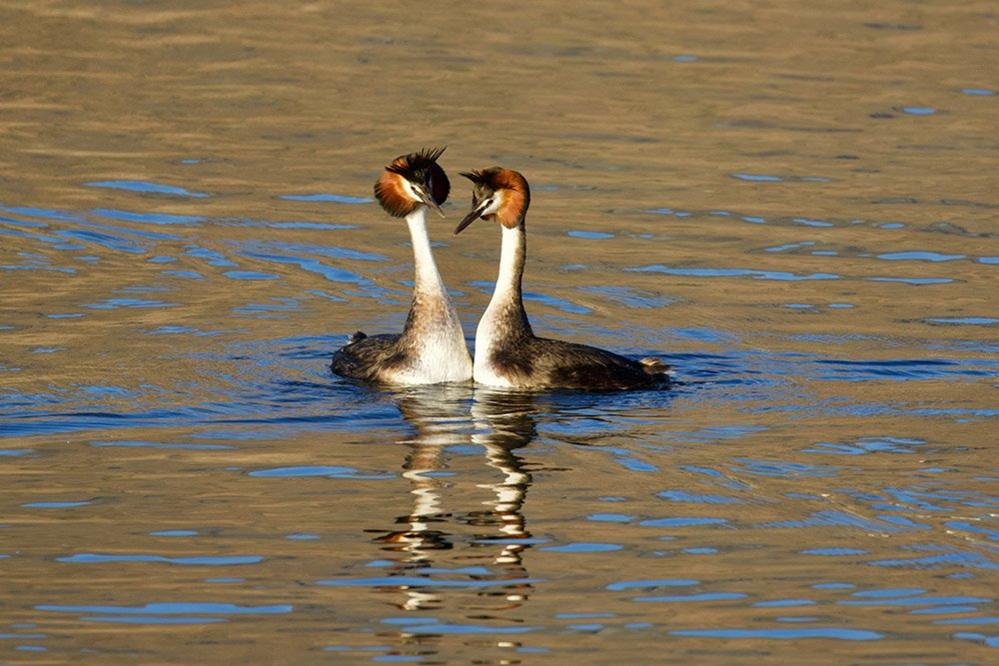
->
[374,146,450,218]
[461,167,530,228]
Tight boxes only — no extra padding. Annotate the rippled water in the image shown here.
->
[1,1,997,663]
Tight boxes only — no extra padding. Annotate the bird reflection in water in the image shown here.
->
[374,385,538,615]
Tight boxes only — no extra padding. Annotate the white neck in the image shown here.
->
[485,224,525,312]
[406,207,446,296]
[387,206,472,384]
[474,224,530,386]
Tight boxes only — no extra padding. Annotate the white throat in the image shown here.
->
[406,207,446,295]
[388,206,472,384]
[489,224,524,306]
[474,224,527,387]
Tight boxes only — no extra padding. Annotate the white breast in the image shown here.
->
[378,318,472,386]
[472,312,517,388]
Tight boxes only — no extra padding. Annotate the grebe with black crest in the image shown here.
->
[330,147,472,385]
[454,167,671,391]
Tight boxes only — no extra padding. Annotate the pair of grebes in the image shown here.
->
[331,147,671,391]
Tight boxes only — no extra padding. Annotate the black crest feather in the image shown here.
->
[458,167,515,193]
[459,170,486,185]
[384,146,447,181]
[373,146,450,216]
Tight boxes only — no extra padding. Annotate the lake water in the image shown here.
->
[1,1,997,663]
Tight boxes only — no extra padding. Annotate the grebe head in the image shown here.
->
[454,167,530,234]
[374,146,450,218]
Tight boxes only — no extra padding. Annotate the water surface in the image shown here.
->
[1,1,997,663]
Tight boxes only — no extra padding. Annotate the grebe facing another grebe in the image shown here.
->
[455,167,671,391]
[330,147,473,385]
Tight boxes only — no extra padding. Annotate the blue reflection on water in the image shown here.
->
[83,298,176,310]
[657,490,741,504]
[841,595,991,607]
[92,208,205,226]
[87,180,210,198]
[640,517,728,527]
[470,280,591,314]
[238,252,375,286]
[540,543,622,553]
[868,551,999,570]
[240,240,386,263]
[576,285,673,309]
[952,632,999,648]
[671,627,882,640]
[607,579,698,590]
[867,276,953,285]
[802,548,867,556]
[634,592,746,603]
[223,270,279,280]
[568,230,614,239]
[22,501,90,509]
[926,317,999,326]
[57,553,263,565]
[150,530,198,537]
[731,173,783,182]
[804,436,925,455]
[248,466,390,479]
[877,251,964,262]
[629,265,839,281]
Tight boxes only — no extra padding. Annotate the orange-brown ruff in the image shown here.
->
[374,146,450,218]
[330,148,472,385]
[455,167,671,391]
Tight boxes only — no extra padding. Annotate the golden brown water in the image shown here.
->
[1,1,997,663]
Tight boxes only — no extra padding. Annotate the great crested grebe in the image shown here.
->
[454,167,671,391]
[330,147,472,385]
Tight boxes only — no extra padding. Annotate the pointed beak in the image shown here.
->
[454,201,489,235]
[416,189,446,218]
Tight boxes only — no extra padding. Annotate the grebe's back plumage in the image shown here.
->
[455,167,670,391]
[330,148,472,385]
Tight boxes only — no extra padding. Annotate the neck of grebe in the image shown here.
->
[401,206,468,372]
[480,221,532,340]
[406,207,447,298]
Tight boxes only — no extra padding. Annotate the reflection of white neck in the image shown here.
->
[406,207,445,296]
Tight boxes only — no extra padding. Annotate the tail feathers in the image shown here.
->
[640,357,673,378]
[348,330,367,345]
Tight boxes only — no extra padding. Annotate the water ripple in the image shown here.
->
[86,180,210,198]
[671,627,882,640]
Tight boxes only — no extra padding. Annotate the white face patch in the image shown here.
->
[480,191,504,216]
[400,177,424,203]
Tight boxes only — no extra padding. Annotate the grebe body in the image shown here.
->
[330,147,472,385]
[455,167,670,391]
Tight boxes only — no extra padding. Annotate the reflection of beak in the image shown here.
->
[454,201,489,235]
[417,189,445,218]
